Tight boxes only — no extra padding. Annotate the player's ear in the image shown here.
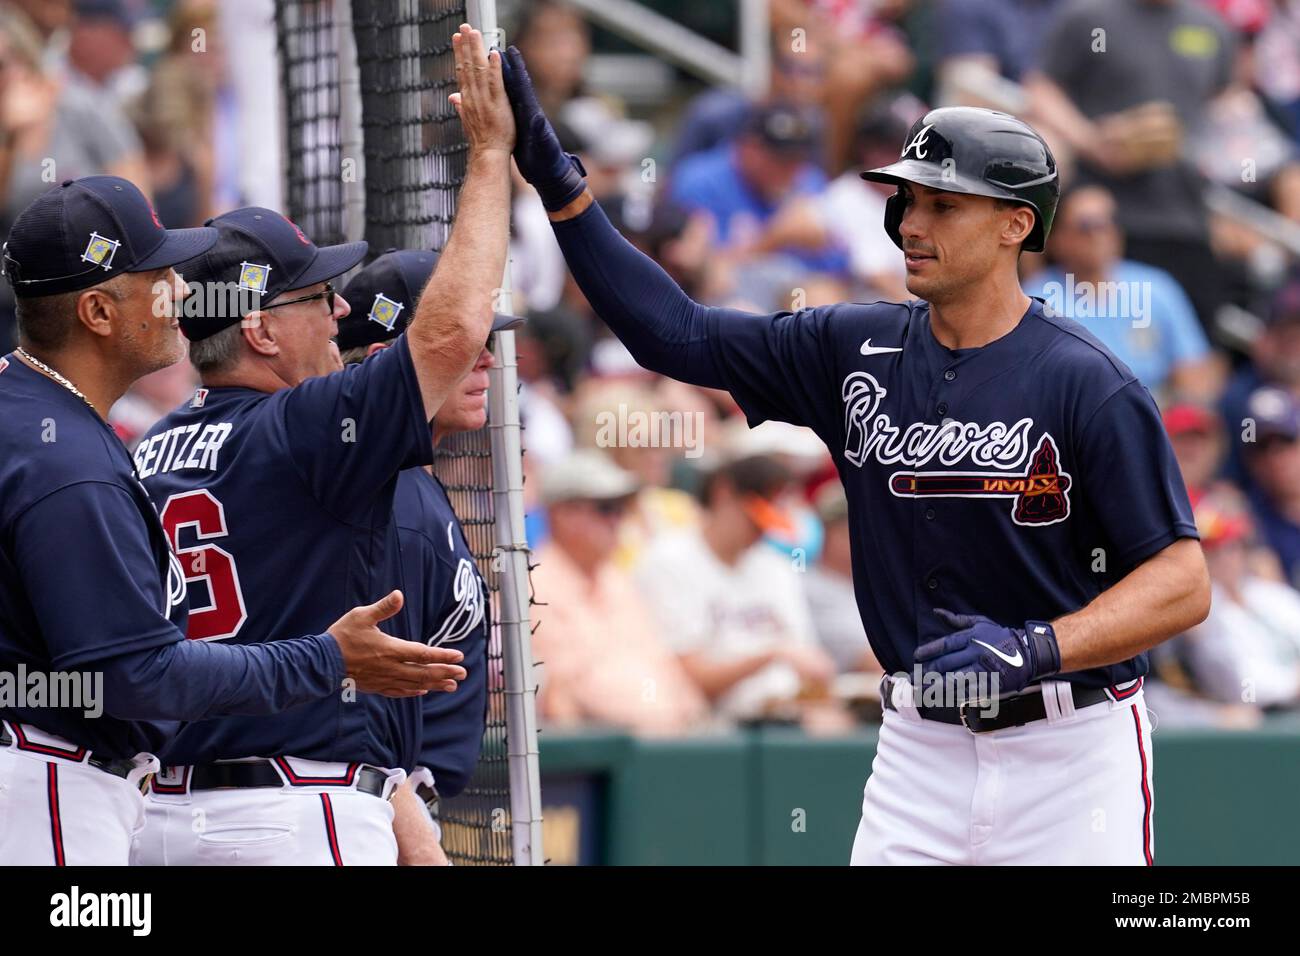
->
[1002,205,1035,249]
[240,309,279,357]
[366,342,390,357]
[76,284,121,339]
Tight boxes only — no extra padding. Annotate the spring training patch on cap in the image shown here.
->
[238,262,271,294]
[81,233,120,271]
[367,293,404,331]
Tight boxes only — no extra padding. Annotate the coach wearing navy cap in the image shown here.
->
[338,249,523,864]
[0,177,460,866]
[129,23,517,868]
[174,205,368,371]
[337,248,524,356]
[3,175,215,397]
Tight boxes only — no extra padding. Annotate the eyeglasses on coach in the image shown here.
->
[264,282,336,313]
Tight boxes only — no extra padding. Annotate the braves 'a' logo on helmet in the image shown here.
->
[901,124,935,161]
[861,106,1060,253]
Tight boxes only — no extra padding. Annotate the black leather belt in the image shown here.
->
[0,721,136,779]
[186,760,389,798]
[880,676,1112,733]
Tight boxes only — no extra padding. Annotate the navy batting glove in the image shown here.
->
[499,45,588,212]
[914,609,1062,696]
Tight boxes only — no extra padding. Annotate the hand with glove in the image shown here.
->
[498,45,589,212]
[914,609,1062,698]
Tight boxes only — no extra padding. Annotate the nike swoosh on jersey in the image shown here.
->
[860,339,903,356]
[972,639,1023,668]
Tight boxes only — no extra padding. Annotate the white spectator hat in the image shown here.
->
[695,419,827,474]
[541,450,641,505]
[813,481,849,525]
[560,97,656,168]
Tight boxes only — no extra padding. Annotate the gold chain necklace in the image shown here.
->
[14,347,98,414]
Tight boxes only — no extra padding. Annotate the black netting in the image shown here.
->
[351,0,468,257]
[431,433,515,866]
[277,0,514,866]
[276,0,346,246]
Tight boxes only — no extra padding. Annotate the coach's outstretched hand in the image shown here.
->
[914,608,1062,697]
[499,45,588,211]
[447,24,515,157]
[328,590,467,698]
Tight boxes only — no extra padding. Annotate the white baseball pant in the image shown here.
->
[0,721,157,865]
[131,758,406,866]
[851,679,1155,865]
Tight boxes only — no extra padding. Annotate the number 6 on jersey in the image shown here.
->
[160,489,249,641]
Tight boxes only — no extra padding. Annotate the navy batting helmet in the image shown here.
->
[860,107,1059,253]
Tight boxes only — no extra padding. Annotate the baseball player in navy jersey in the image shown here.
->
[0,178,467,866]
[337,250,523,864]
[501,50,1213,865]
[128,25,512,866]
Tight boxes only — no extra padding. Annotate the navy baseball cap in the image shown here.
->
[175,207,368,341]
[1265,277,1300,327]
[2,176,217,298]
[1245,386,1300,443]
[74,0,139,27]
[336,248,524,352]
[744,102,819,157]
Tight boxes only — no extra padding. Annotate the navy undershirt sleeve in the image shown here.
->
[98,631,345,721]
[550,200,734,389]
[550,199,842,437]
[15,480,346,720]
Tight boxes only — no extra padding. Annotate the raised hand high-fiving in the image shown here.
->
[447,24,515,157]
[498,45,588,212]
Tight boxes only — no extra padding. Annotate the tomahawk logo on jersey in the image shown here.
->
[136,334,434,767]
[842,370,1073,526]
[393,468,488,796]
[697,295,1197,687]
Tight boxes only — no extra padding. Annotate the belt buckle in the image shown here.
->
[958,699,990,734]
[959,703,976,733]
[879,674,896,713]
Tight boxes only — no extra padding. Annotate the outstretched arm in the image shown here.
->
[98,591,468,721]
[500,46,848,446]
[549,191,729,389]
[14,481,466,720]
[546,186,845,438]
[500,46,730,390]
[405,25,516,420]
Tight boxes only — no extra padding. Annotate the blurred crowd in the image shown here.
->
[4,0,1300,736]
[507,0,1300,736]
[0,0,244,353]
